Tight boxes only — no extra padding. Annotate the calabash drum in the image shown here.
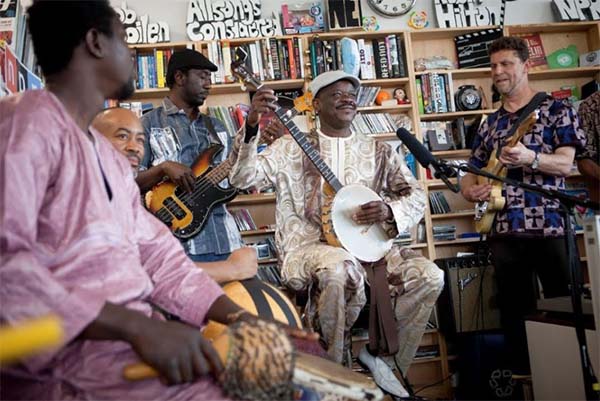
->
[124,319,383,401]
[202,278,302,340]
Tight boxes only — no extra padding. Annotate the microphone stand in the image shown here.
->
[453,162,600,401]
[430,160,461,193]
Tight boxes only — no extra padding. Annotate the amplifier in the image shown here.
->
[436,255,501,335]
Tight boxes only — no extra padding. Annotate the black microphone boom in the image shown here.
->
[396,128,461,193]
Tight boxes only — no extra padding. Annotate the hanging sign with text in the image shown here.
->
[551,0,600,21]
[435,0,501,28]
[115,2,170,44]
[186,0,279,41]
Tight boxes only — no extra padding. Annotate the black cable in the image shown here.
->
[413,373,454,396]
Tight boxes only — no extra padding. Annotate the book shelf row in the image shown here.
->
[129,21,598,269]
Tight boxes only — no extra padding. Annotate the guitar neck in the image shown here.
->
[203,109,300,184]
[274,107,343,193]
[205,159,233,184]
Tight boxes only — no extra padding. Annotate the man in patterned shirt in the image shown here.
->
[228,70,444,398]
[460,36,586,375]
[576,90,600,202]
[139,49,245,263]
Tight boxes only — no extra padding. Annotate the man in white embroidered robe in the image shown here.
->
[228,71,444,397]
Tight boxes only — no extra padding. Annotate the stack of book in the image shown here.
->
[207,104,249,136]
[394,230,413,246]
[257,264,284,287]
[231,209,257,232]
[209,38,307,84]
[429,191,452,214]
[134,48,173,90]
[308,35,408,80]
[356,86,381,107]
[350,113,397,135]
[415,72,456,115]
[433,224,456,241]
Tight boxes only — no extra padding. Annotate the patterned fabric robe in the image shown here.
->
[229,128,444,372]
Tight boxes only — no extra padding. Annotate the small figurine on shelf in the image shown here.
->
[393,88,410,104]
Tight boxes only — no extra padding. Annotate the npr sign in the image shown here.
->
[552,0,600,21]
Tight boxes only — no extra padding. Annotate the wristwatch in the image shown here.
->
[530,151,541,170]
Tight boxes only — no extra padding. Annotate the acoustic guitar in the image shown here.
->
[231,50,393,262]
[474,110,539,233]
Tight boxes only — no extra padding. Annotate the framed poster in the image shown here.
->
[327,0,362,31]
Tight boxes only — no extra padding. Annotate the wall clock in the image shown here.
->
[366,0,416,17]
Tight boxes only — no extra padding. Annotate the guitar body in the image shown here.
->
[473,110,540,234]
[474,153,507,234]
[146,145,238,239]
[322,184,394,262]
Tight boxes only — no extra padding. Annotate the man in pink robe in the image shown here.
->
[0,1,308,399]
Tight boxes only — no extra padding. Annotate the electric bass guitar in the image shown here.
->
[145,105,313,240]
[145,145,238,239]
[474,110,539,233]
[231,50,393,262]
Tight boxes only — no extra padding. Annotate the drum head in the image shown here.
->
[331,184,393,262]
[295,352,383,400]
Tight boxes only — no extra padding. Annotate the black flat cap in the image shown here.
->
[166,49,218,81]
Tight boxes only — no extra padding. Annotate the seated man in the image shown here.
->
[0,1,313,399]
[91,107,258,283]
[228,70,445,398]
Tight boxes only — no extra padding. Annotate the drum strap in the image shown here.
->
[364,259,399,356]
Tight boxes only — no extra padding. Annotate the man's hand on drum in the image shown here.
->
[353,201,393,225]
[129,319,224,385]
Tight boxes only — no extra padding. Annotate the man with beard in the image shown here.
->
[0,1,314,399]
[460,36,586,376]
[227,70,445,398]
[91,107,258,283]
[139,50,249,264]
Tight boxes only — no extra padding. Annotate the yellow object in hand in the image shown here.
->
[0,315,63,364]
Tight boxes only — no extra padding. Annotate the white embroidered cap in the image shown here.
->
[308,70,360,98]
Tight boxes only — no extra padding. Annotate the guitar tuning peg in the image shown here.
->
[325,58,333,63]
[240,83,247,91]
[304,49,311,55]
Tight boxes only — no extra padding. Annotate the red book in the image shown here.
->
[517,33,548,70]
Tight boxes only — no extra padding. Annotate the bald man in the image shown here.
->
[91,108,257,284]
[92,108,145,175]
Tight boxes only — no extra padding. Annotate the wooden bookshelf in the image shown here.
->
[128,22,599,400]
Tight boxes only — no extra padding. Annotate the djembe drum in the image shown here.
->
[125,319,295,401]
[124,319,383,401]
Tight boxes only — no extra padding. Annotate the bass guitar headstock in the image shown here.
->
[231,47,314,114]
[231,47,263,92]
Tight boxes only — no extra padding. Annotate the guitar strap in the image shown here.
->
[495,91,547,158]
[363,259,399,356]
[202,113,220,144]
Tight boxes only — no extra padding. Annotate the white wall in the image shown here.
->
[109,0,559,43]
